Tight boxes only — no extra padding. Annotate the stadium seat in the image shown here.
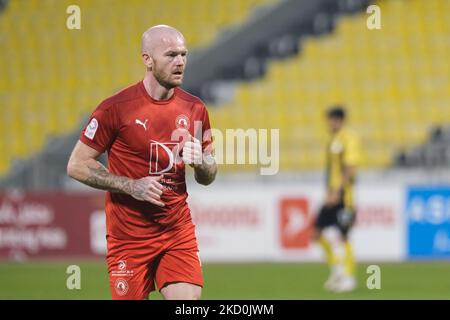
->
[209,0,450,170]
[0,0,275,175]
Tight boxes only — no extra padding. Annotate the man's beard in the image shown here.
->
[153,64,182,89]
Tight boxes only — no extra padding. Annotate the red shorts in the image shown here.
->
[106,222,202,300]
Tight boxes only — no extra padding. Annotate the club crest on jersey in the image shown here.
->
[84,118,98,140]
[175,114,190,129]
[330,140,344,154]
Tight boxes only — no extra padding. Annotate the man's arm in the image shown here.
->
[325,164,356,205]
[67,140,165,206]
[182,137,217,185]
[342,164,356,187]
[193,156,217,186]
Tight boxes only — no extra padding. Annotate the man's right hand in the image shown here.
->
[129,175,165,207]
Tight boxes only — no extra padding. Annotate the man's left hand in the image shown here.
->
[182,136,203,167]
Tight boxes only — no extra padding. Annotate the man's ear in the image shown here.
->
[141,53,153,69]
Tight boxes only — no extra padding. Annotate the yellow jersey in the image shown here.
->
[326,127,361,209]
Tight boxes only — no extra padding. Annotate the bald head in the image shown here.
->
[141,25,188,89]
[141,25,185,55]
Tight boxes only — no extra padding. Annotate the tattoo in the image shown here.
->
[194,159,217,185]
[85,165,134,195]
[127,178,154,201]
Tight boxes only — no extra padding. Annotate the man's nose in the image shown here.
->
[175,55,185,66]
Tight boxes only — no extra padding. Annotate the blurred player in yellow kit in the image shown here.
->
[313,106,361,292]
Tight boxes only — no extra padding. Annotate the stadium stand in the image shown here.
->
[0,0,275,176]
[395,125,450,168]
[1,0,449,187]
[0,0,7,12]
[208,0,450,171]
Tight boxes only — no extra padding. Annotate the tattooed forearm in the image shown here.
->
[194,158,217,185]
[74,160,164,205]
[83,163,134,194]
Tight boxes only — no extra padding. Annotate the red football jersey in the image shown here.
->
[80,81,213,240]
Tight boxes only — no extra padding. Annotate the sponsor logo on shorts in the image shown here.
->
[111,259,134,277]
[118,260,126,271]
[115,278,129,296]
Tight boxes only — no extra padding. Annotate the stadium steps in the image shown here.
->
[207,0,450,171]
[394,125,450,169]
[183,0,360,99]
[0,0,277,185]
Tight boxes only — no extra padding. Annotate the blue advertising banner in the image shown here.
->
[406,186,450,258]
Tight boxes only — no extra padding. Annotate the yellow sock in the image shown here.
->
[319,236,338,268]
[343,240,355,277]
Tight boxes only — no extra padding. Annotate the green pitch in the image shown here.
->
[0,261,448,299]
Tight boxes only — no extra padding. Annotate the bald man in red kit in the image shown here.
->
[67,25,217,300]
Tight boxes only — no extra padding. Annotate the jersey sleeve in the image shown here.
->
[344,132,361,167]
[79,101,118,153]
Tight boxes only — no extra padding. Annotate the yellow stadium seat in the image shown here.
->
[209,0,450,171]
[0,0,277,175]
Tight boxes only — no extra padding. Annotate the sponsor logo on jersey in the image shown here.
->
[135,119,148,131]
[149,141,179,174]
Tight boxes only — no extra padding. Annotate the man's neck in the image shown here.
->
[143,74,174,101]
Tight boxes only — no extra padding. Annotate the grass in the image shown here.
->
[0,261,449,299]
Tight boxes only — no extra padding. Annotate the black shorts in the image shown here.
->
[314,201,356,236]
